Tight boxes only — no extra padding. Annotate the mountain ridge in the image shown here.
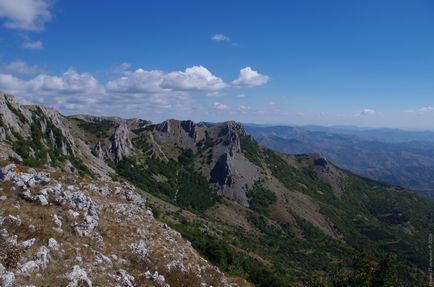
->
[1,93,434,286]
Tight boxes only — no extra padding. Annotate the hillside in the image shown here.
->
[1,93,434,286]
[246,124,434,198]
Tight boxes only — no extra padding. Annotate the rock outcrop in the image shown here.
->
[0,163,245,286]
[109,121,133,163]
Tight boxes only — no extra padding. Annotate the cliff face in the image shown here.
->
[109,121,133,163]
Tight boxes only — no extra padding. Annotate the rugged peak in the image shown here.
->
[109,121,132,163]
[180,120,197,139]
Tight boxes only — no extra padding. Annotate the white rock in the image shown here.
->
[21,189,34,202]
[68,209,80,218]
[4,215,21,226]
[0,229,17,245]
[129,240,149,259]
[65,265,92,287]
[0,263,15,287]
[18,238,36,250]
[52,214,63,232]
[35,194,48,206]
[145,271,168,287]
[93,252,112,267]
[48,238,59,250]
[34,246,50,269]
[17,261,39,277]
[111,269,135,287]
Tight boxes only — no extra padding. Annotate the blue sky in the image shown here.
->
[0,0,433,129]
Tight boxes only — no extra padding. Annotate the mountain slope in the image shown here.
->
[245,124,434,198]
[1,93,434,286]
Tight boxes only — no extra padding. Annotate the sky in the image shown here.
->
[0,0,433,129]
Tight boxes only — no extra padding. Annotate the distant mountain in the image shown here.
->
[1,93,434,286]
[245,124,434,198]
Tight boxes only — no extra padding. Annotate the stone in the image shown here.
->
[0,263,15,287]
[111,269,135,287]
[48,238,59,250]
[35,194,49,206]
[93,252,112,267]
[18,238,36,250]
[34,246,50,269]
[144,271,168,287]
[52,214,63,232]
[129,240,148,259]
[21,189,34,202]
[5,215,21,226]
[17,261,39,277]
[65,265,92,287]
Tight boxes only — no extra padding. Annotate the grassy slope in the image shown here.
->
[111,131,434,286]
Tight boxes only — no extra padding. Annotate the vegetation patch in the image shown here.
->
[116,145,219,212]
[246,182,277,216]
[77,118,115,139]
[240,135,263,168]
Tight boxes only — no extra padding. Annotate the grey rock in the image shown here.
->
[109,122,132,163]
[17,261,39,278]
[34,246,50,269]
[35,194,48,206]
[129,240,149,259]
[0,263,15,287]
[111,269,135,287]
[18,238,36,250]
[48,238,59,250]
[65,265,92,287]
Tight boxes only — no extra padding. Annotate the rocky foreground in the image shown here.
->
[0,163,248,287]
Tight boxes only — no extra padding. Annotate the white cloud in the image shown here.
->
[211,33,229,42]
[106,69,166,94]
[237,93,246,98]
[0,60,43,75]
[0,65,267,119]
[0,0,52,31]
[22,40,43,49]
[0,69,102,109]
[269,101,276,105]
[359,108,377,116]
[232,67,269,88]
[161,66,226,91]
[419,106,434,113]
[212,102,230,110]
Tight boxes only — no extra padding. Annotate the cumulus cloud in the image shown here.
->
[0,60,44,75]
[232,67,269,88]
[106,69,166,94]
[0,0,52,31]
[0,69,102,109]
[161,66,226,91]
[22,40,43,49]
[0,65,268,118]
[211,33,230,42]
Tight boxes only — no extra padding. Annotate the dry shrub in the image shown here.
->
[0,242,21,268]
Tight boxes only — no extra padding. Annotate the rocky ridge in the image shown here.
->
[0,163,247,286]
